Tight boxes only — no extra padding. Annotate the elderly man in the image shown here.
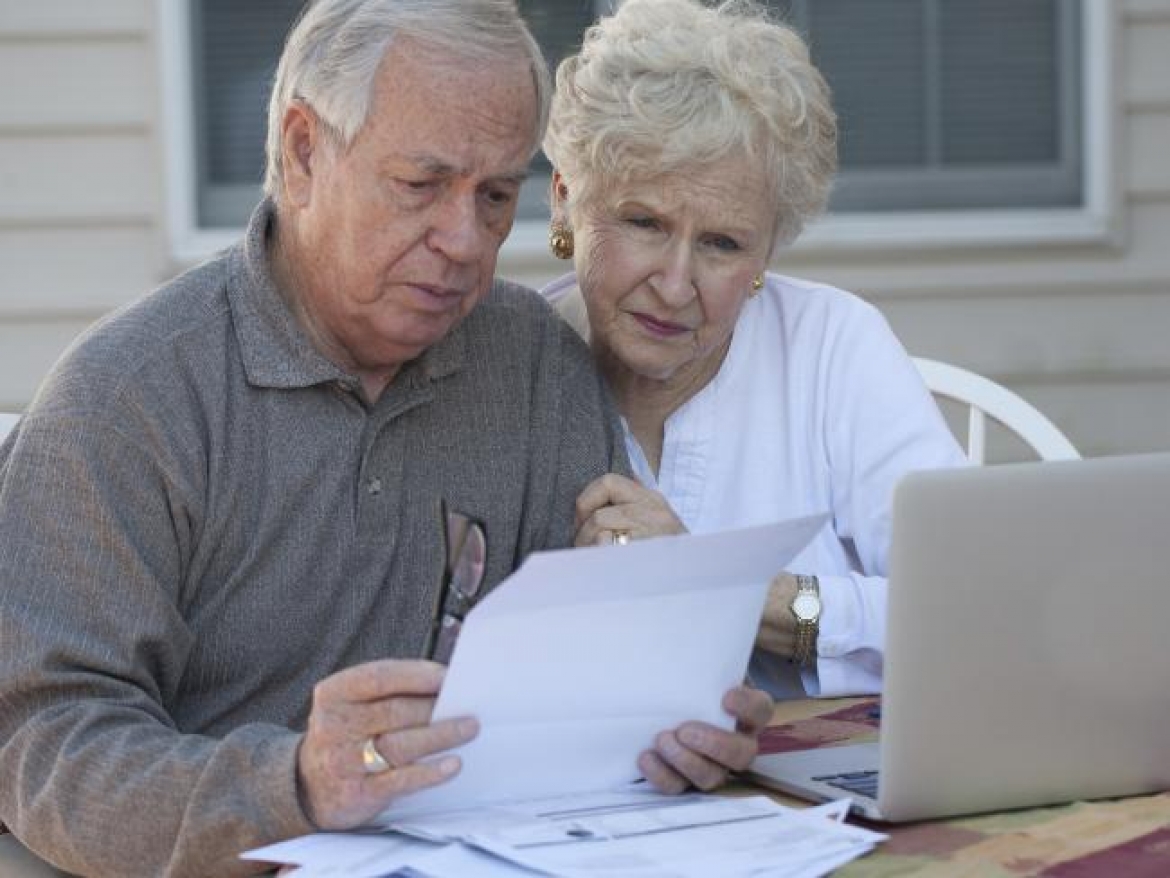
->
[0,1,772,876]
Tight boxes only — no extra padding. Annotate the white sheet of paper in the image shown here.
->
[400,841,552,877]
[392,785,689,845]
[241,833,533,878]
[239,831,440,877]
[415,793,884,878]
[242,792,883,878]
[381,515,826,820]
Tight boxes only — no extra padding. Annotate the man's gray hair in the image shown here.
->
[264,0,551,200]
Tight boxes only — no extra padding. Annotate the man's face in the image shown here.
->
[285,39,538,382]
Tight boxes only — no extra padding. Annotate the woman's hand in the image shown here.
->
[574,473,688,546]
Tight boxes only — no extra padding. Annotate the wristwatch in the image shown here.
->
[790,574,821,667]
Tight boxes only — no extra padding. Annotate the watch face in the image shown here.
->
[793,592,821,622]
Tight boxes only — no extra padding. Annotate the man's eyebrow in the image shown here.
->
[491,169,531,187]
[407,155,458,176]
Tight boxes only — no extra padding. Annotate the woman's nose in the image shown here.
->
[650,246,696,306]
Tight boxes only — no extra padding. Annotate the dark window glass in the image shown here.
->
[772,0,1082,211]
[192,0,305,226]
[188,0,1082,228]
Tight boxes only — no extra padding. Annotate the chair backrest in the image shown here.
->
[912,357,1079,464]
[0,412,19,442]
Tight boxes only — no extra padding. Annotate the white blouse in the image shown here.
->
[541,272,967,698]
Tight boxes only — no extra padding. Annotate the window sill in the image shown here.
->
[169,203,1118,273]
[498,204,1118,266]
[790,206,1118,253]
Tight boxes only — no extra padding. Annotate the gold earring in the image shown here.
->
[750,275,764,295]
[549,221,574,260]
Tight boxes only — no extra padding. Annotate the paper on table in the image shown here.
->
[469,795,885,878]
[244,793,883,878]
[241,833,529,878]
[380,515,827,821]
[239,831,439,877]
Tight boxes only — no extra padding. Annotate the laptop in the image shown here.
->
[748,452,1170,822]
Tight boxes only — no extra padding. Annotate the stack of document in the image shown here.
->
[244,790,884,876]
[242,518,885,875]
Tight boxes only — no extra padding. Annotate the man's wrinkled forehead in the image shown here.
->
[370,34,542,154]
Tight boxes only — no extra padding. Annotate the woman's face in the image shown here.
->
[571,156,775,388]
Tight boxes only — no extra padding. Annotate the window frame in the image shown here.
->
[158,0,1117,265]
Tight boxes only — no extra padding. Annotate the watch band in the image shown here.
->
[791,574,821,667]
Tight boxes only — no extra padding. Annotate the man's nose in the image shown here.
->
[427,194,487,264]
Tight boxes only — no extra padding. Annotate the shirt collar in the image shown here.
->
[226,198,467,393]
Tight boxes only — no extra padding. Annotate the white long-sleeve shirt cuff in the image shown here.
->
[811,572,886,697]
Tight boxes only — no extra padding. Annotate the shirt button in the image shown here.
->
[366,477,383,496]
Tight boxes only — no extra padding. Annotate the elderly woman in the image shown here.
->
[542,0,965,704]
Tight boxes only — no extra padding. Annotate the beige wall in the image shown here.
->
[2,0,1167,458]
[0,0,164,410]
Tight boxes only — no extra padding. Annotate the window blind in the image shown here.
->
[774,0,1082,210]
[188,0,1082,228]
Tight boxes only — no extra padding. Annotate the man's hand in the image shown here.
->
[297,659,479,829]
[638,686,774,793]
[574,474,688,546]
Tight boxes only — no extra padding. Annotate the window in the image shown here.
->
[190,0,304,228]
[774,0,1083,212]
[182,0,606,230]
[165,0,1101,254]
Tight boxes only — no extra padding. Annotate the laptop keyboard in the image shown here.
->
[814,770,879,799]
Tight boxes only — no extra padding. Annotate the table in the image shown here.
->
[5,698,1168,876]
[750,696,1170,877]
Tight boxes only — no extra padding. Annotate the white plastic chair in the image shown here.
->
[912,357,1079,463]
[0,412,19,442]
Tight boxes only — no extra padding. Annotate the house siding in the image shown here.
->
[0,0,161,408]
[1,0,1167,458]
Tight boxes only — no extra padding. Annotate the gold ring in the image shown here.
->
[611,529,631,546]
[361,736,391,774]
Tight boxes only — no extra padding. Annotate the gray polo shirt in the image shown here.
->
[0,201,625,877]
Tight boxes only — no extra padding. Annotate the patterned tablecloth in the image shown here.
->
[751,697,1170,877]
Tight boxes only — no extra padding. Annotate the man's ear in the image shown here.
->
[281,102,319,208]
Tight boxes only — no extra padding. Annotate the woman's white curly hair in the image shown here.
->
[544,0,837,247]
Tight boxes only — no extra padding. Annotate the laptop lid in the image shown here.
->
[750,453,1170,823]
[878,452,1170,821]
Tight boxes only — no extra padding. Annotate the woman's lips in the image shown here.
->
[632,311,689,337]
